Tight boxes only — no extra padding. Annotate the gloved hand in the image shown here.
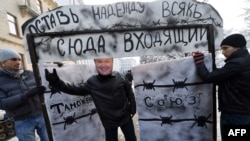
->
[45,68,60,86]
[193,52,204,66]
[130,101,136,118]
[26,86,46,97]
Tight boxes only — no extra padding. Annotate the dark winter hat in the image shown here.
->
[220,34,247,48]
[0,48,21,62]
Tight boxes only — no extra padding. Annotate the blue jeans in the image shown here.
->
[105,118,137,141]
[14,113,49,141]
[220,112,250,141]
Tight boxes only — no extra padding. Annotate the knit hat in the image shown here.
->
[0,48,21,62]
[220,34,247,48]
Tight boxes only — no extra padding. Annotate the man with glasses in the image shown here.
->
[0,48,49,141]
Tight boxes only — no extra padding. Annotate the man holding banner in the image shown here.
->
[45,58,137,141]
[193,33,250,141]
[0,48,49,141]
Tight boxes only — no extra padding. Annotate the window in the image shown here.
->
[36,0,42,14]
[26,0,31,6]
[7,13,18,36]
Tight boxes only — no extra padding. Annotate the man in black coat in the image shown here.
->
[125,70,133,86]
[193,34,250,141]
[45,58,137,141]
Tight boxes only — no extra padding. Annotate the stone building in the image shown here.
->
[0,0,58,70]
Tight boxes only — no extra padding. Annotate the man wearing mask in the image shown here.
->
[45,58,137,141]
[0,48,48,141]
[193,34,250,141]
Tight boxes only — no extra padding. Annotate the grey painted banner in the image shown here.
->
[22,0,223,62]
[39,64,105,141]
[132,54,213,141]
[32,27,209,62]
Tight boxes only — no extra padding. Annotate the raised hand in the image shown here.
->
[193,52,204,66]
[45,68,60,86]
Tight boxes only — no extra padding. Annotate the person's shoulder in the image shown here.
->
[112,71,123,77]
[0,68,6,77]
[112,71,127,81]
[0,68,2,77]
[24,69,32,72]
[23,69,33,74]
[112,71,120,75]
[87,74,98,81]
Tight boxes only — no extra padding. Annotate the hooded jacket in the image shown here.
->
[196,48,250,115]
[57,71,136,128]
[0,68,43,120]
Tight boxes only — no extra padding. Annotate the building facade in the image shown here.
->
[0,0,58,70]
[120,57,138,73]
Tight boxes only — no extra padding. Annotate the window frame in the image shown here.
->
[7,13,19,36]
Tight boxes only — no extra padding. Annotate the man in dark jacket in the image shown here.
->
[45,58,137,141]
[0,48,48,141]
[125,70,133,86]
[193,34,250,141]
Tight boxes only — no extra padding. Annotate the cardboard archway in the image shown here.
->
[22,0,223,140]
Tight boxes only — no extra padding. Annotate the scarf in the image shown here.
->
[2,67,24,78]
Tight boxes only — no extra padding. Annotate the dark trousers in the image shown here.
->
[105,118,137,141]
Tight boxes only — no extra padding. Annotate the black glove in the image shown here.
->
[193,52,204,66]
[130,101,136,118]
[26,86,46,97]
[45,68,60,86]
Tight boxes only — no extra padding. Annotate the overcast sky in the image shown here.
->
[208,0,246,32]
[54,0,247,32]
